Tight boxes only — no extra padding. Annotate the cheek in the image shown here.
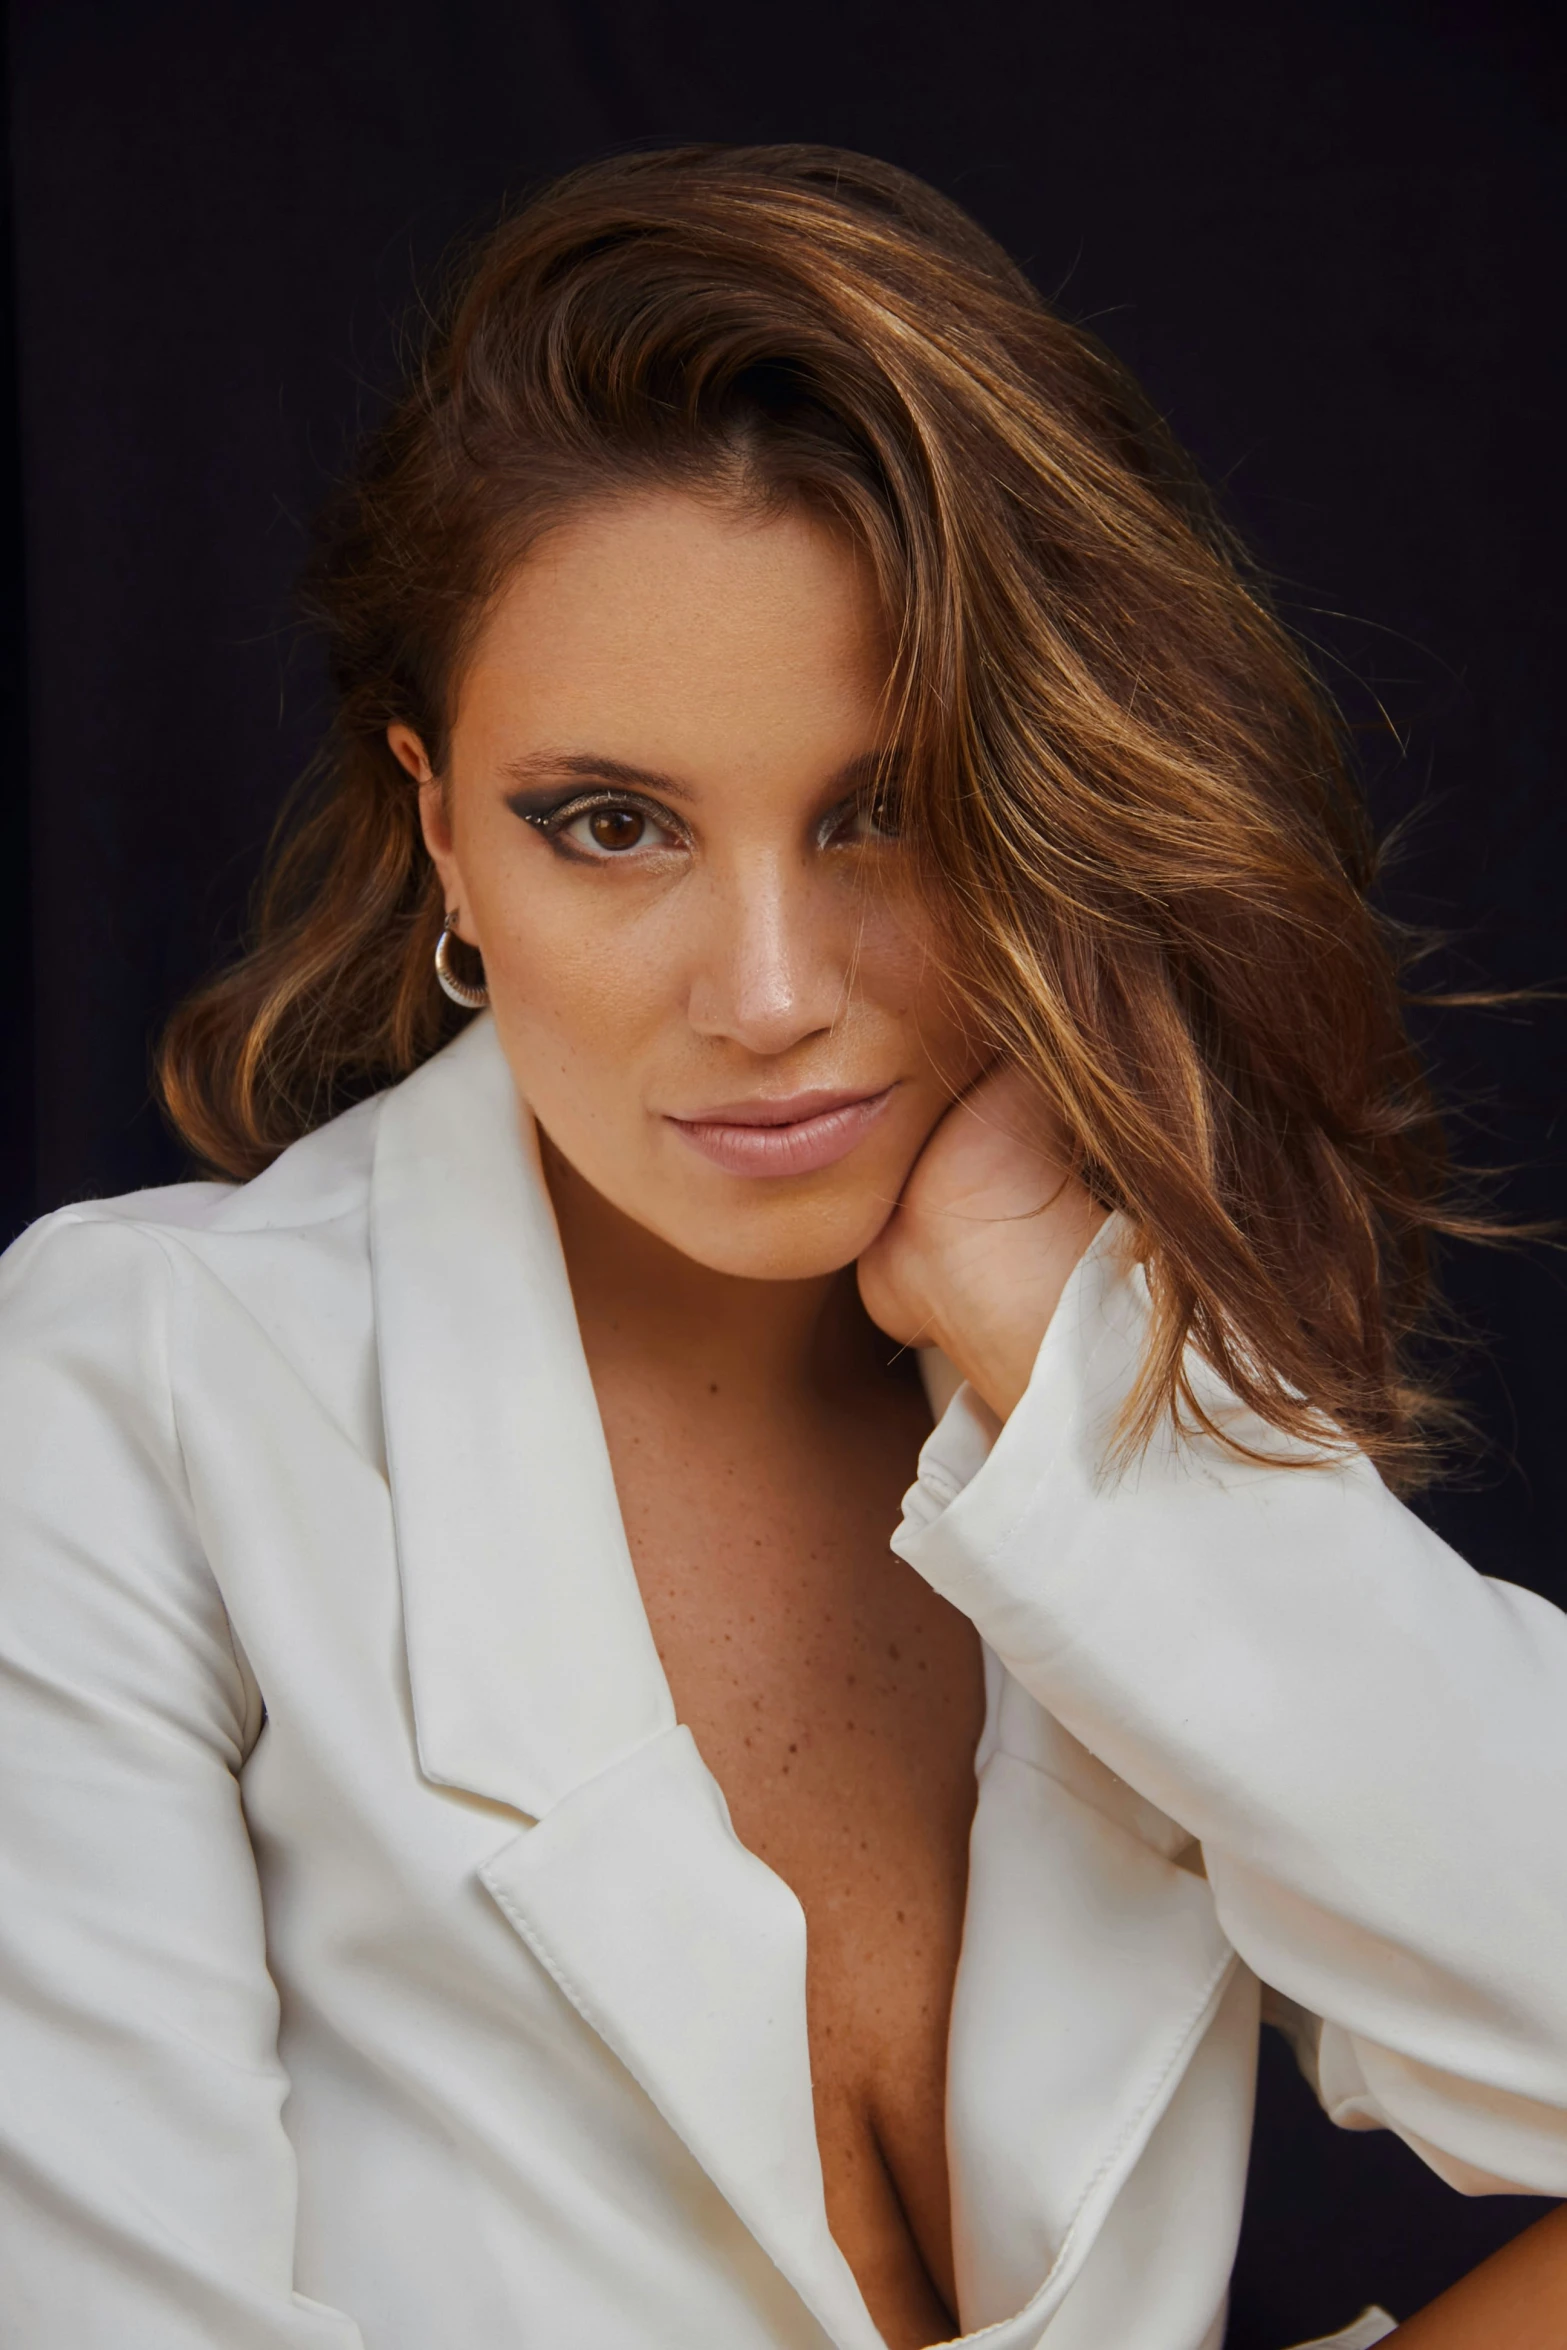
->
[854,895,986,1084]
[478,894,668,1145]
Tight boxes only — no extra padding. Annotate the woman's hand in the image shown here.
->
[857,1065,1108,1421]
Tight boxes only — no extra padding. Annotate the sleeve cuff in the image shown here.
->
[892,1211,1151,1598]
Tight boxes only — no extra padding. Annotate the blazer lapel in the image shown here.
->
[370,1014,672,1818]
[946,1685,1237,2339]
[483,1727,884,2350]
[369,1020,878,2348]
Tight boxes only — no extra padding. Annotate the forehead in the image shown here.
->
[455,489,892,791]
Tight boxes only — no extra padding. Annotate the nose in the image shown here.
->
[683,849,850,1057]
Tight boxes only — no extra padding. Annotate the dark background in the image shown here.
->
[6,2,1565,2340]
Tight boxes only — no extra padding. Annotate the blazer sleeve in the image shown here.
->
[0,1214,364,2348]
[892,1221,1567,2199]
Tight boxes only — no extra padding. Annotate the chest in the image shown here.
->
[202,1274,1238,2350]
[591,1367,983,1950]
[588,1366,986,2337]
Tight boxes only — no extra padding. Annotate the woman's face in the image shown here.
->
[397,488,983,1282]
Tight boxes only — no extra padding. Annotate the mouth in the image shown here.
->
[664,1086,896,1179]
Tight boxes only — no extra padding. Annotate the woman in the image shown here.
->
[1,144,1564,2350]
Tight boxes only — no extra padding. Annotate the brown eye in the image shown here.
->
[541,794,679,860]
[588,807,645,851]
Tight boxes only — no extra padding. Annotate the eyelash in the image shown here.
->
[513,787,902,864]
[834,794,901,846]
[519,790,686,864]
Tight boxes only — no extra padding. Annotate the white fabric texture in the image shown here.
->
[2,1014,1564,2349]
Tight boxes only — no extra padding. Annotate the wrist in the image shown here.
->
[919,1288,1043,1423]
[919,1199,1107,1422]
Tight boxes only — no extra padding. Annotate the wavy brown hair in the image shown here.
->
[160,142,1478,1485]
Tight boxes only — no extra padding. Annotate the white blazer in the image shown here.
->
[2,1015,1565,2350]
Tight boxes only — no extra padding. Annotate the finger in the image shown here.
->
[951,1062,1072,1163]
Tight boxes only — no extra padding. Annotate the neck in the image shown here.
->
[542,1134,879,1409]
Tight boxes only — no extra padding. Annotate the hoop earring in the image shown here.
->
[434,916,489,1010]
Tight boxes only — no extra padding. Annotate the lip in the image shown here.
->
[665,1086,896,1179]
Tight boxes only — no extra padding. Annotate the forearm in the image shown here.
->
[893,1235,1567,2193]
[1389,2205,1567,2347]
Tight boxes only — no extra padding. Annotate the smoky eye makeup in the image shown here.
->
[501,765,904,862]
[504,782,689,863]
[815,782,905,849]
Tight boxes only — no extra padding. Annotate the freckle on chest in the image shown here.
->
[595,1366,984,2317]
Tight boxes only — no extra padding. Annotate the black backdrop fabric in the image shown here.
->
[6,3,1566,2341]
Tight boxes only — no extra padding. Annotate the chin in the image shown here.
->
[657,1189,896,1284]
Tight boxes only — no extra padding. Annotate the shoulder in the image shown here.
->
[0,1091,386,1393]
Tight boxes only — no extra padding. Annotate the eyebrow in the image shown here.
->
[499,747,894,804]
[501,751,696,802]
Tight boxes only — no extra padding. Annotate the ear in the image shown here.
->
[387,722,431,787]
[389,725,463,916]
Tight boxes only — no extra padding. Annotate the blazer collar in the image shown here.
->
[369,1014,674,1820]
